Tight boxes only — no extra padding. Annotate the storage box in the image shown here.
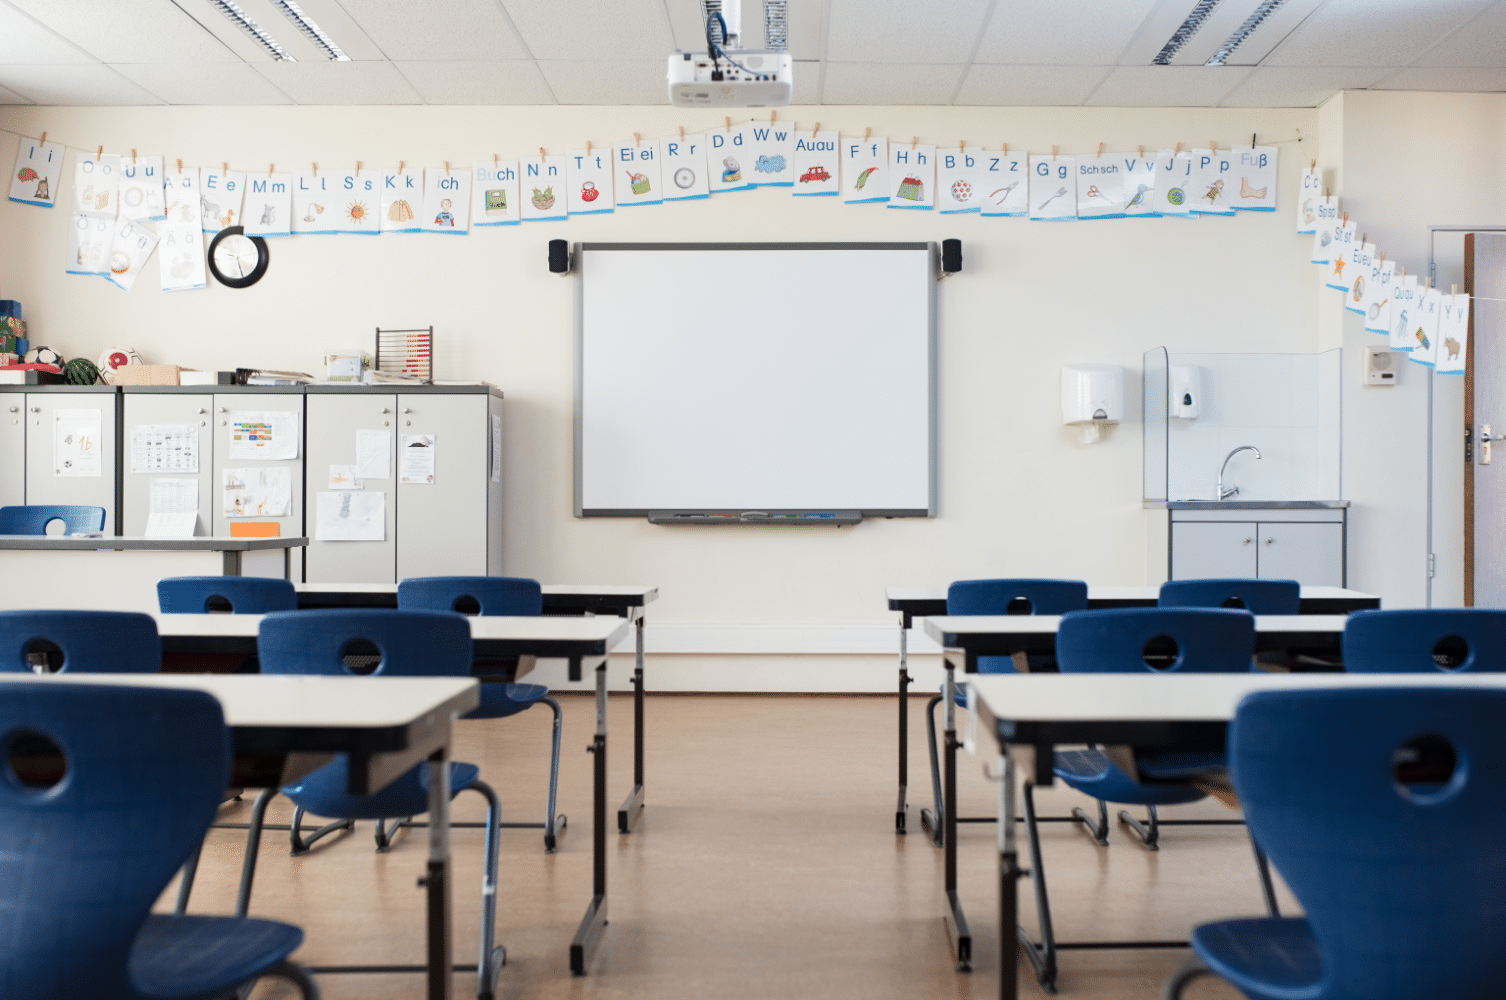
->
[113,364,184,386]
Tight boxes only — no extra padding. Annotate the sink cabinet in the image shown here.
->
[1167,507,1346,587]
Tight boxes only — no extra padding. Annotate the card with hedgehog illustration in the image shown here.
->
[199,168,245,236]
[473,159,521,226]
[243,172,293,238]
[380,169,422,233]
[9,136,64,208]
[842,136,887,205]
[613,142,662,208]
[421,167,472,232]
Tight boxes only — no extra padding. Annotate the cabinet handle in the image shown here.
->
[7,406,16,413]
[219,407,227,413]
[1264,538,1274,545]
[1242,537,1252,544]
[403,408,412,414]
[383,420,389,427]
[30,407,40,413]
[404,420,411,426]
[198,408,206,414]
[381,408,390,414]
[221,420,227,426]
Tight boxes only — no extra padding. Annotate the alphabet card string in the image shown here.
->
[706,122,753,194]
[379,168,421,233]
[200,166,245,235]
[792,129,839,197]
[614,140,662,207]
[1117,150,1159,218]
[160,166,205,292]
[65,151,119,277]
[422,165,472,231]
[1409,284,1443,367]
[1233,146,1277,212]
[889,142,935,210]
[658,132,710,201]
[9,134,64,208]
[118,154,165,223]
[1308,197,1339,264]
[1389,274,1420,353]
[1437,291,1469,375]
[105,218,159,292]
[980,148,1026,217]
[567,148,614,214]
[1324,219,1357,292]
[1029,152,1076,221]
[937,145,982,214]
[746,117,795,187]
[1153,148,1194,218]
[842,134,887,204]
[1191,146,1235,216]
[1297,161,1321,232]
[1344,242,1376,314]
[474,158,521,225]
[1076,152,1124,220]
[1362,259,1395,335]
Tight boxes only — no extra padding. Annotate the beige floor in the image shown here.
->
[175,694,1280,1000]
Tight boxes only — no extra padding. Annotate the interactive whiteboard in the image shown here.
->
[575,243,936,518]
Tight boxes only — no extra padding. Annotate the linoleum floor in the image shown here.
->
[172,694,1274,1000]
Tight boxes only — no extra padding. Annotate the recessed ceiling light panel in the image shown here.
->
[208,0,295,60]
[272,0,350,61]
[1152,0,1224,65]
[1205,0,1288,65]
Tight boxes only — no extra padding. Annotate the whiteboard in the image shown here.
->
[576,243,935,516]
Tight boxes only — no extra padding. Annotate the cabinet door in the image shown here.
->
[1171,522,1258,579]
[212,393,305,578]
[305,393,397,584]
[0,395,24,507]
[121,393,212,536]
[396,394,488,580]
[1256,522,1344,587]
[25,391,118,533]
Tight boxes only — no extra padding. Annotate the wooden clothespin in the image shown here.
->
[1002,142,1008,155]
[493,152,499,167]
[1209,139,1216,154]
[399,160,404,172]
[222,161,227,175]
[1311,158,1317,169]
[268,163,275,178]
[39,132,46,145]
[1051,144,1057,160]
[131,148,136,163]
[634,132,641,147]
[813,122,820,138]
[1138,145,1144,158]
[355,161,360,177]
[771,111,777,124]
[863,127,871,143]
[96,145,102,158]
[584,143,590,156]
[678,125,684,141]
[725,116,731,130]
[538,148,545,160]
[911,136,917,150]
[1097,142,1104,158]
[1174,142,1182,155]
[176,158,183,174]
[1342,212,1348,226]
[1452,283,1459,298]
[311,162,317,177]
[1379,251,1386,263]
[444,161,450,176]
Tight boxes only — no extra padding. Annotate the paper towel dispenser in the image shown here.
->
[1061,365,1123,443]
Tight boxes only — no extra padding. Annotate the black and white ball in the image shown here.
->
[24,346,61,366]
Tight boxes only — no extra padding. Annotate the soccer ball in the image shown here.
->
[24,346,61,366]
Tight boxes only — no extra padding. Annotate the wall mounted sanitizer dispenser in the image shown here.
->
[1168,365,1202,419]
[1061,364,1124,443]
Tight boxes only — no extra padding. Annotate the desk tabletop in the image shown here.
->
[0,535,308,552]
[887,585,1378,610]
[155,612,632,654]
[923,614,1347,644]
[293,582,658,611]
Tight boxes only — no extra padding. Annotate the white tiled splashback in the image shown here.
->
[1166,350,1341,501]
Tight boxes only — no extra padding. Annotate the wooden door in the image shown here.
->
[1466,233,1506,605]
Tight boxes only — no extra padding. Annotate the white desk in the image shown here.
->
[968,672,1506,1000]
[0,672,477,1000]
[153,611,631,977]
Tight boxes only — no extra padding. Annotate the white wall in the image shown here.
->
[0,104,1322,688]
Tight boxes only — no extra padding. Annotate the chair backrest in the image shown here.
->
[1056,607,1255,673]
[0,505,106,535]
[0,611,160,673]
[157,575,298,614]
[0,682,229,999]
[397,576,542,617]
[1158,578,1300,615]
[948,579,1089,674]
[257,608,472,677]
[1343,609,1506,673]
[1231,687,1506,998]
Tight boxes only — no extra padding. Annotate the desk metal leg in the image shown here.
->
[998,751,1019,1000]
[618,612,646,834]
[571,658,609,975]
[897,614,911,833]
[426,745,454,1000]
[222,550,242,576]
[942,659,971,971]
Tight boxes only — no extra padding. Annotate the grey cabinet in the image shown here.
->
[1169,507,1346,587]
[0,391,24,508]
[210,390,305,579]
[23,387,118,534]
[396,392,497,579]
[121,391,212,536]
[1170,522,1257,580]
[304,392,398,584]
[1254,522,1344,587]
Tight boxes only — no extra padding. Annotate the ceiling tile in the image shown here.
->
[974,0,1159,65]
[0,2,96,63]
[1371,66,1506,90]
[0,82,35,104]
[1415,0,1506,66]
[0,63,164,104]
[1263,0,1494,67]
[110,62,295,105]
[502,0,675,61]
[825,0,991,63]
[252,60,423,104]
[392,60,556,104]
[953,64,1106,106]
[537,60,670,104]
[820,62,963,105]
[1084,65,1251,107]
[9,0,240,63]
[1218,66,1393,107]
[333,0,529,60]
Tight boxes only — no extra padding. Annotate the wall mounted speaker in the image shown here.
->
[1363,346,1396,385]
[941,239,962,274]
[548,239,570,274]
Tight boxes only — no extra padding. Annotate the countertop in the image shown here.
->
[1144,500,1349,510]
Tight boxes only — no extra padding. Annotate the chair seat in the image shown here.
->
[1136,750,1228,779]
[469,682,550,719]
[130,914,304,998]
[282,758,481,821]
[1053,748,1207,806]
[1190,917,1324,1000]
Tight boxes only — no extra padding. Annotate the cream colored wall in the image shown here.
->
[0,104,1320,689]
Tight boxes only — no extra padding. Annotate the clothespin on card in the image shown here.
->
[678,125,684,142]
[1138,145,1144,158]
[1251,133,1257,149]
[398,160,404,173]
[445,161,450,176]
[222,161,227,175]
[1002,142,1008,155]
[725,116,731,131]
[1209,139,1216,154]
[1051,144,1057,160]
[1174,142,1182,155]
[355,161,360,177]
[1097,142,1103,158]
[958,139,964,154]
[537,148,544,160]
[96,145,103,158]
[814,122,821,138]
[863,127,871,143]
[583,143,589,157]
[176,158,183,174]
[634,132,641,147]
[311,162,317,177]
[131,148,136,163]
[39,132,46,145]
[268,163,274,178]
[911,136,917,150]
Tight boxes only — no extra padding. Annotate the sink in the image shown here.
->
[1152,500,1350,510]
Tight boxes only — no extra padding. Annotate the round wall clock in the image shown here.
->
[207,226,269,288]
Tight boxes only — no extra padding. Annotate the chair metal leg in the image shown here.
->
[1070,797,1111,846]
[289,804,355,857]
[1118,804,1161,851]
[1252,839,1280,917]
[1161,957,1213,1000]
[236,788,276,918]
[919,692,945,848]
[469,779,507,1000]
[374,816,414,853]
[1017,780,1059,993]
[174,842,202,915]
[542,696,568,852]
[254,959,322,1000]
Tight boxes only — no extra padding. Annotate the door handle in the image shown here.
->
[1482,424,1500,465]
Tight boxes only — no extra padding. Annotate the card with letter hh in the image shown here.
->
[119,155,165,223]
[380,170,422,233]
[615,143,662,207]
[792,130,839,197]
[1233,146,1277,212]
[244,172,293,237]
[473,160,520,225]
[1297,162,1321,232]
[1116,152,1158,217]
[1436,293,1469,375]
[842,137,887,204]
[979,151,1026,216]
[567,150,614,214]
[746,119,795,187]
[200,168,246,235]
[889,144,935,210]
[519,156,566,222]
[1076,155,1123,220]
[1309,198,1340,263]
[9,136,64,207]
[422,167,471,232]
[706,125,753,194]
[937,147,982,214]
[1029,154,1077,221]
[1190,148,1234,216]
[659,134,709,201]
[1153,150,1194,218]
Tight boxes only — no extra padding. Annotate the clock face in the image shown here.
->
[214,234,259,280]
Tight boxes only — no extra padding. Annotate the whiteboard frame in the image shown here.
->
[573,242,938,520]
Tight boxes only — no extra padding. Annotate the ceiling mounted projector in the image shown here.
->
[668,0,792,108]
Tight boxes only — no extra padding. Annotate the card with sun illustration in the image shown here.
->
[327,170,379,235]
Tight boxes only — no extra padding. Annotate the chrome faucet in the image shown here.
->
[1218,446,1261,500]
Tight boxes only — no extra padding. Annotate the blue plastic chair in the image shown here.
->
[241,609,506,999]
[1343,608,1506,672]
[0,504,105,535]
[1166,687,1506,1000]
[0,610,160,673]
[397,576,565,851]
[922,579,1089,847]
[1018,608,1266,992]
[1159,578,1301,615]
[158,576,298,614]
[0,682,316,999]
